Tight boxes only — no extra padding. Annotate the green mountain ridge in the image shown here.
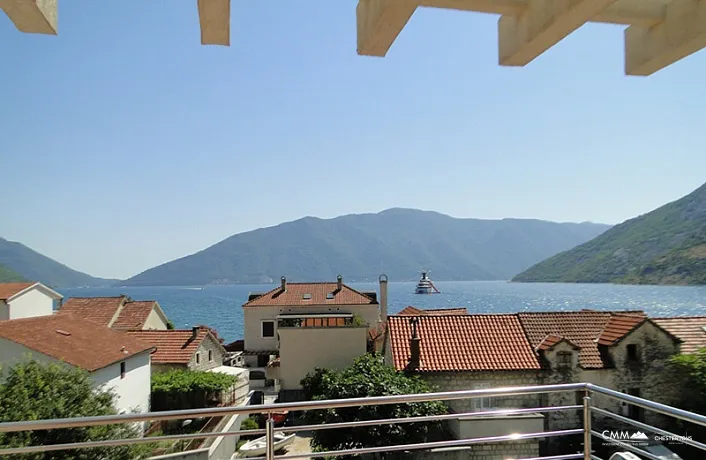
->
[512,182,706,285]
[122,208,611,286]
[0,263,26,283]
[0,238,117,288]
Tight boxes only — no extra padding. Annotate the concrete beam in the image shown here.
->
[625,0,706,76]
[498,0,619,67]
[0,0,57,35]
[197,0,230,46]
[357,0,418,57]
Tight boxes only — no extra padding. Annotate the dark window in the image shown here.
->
[208,350,213,362]
[196,352,200,364]
[557,351,573,367]
[257,354,270,367]
[120,362,126,379]
[262,321,275,338]
[627,344,639,362]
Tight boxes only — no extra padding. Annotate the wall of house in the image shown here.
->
[422,371,543,414]
[92,352,152,414]
[243,306,280,351]
[0,301,8,320]
[8,287,55,319]
[143,309,169,330]
[187,336,225,371]
[0,338,59,371]
[278,326,368,390]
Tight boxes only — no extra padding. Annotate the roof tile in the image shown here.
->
[59,296,127,326]
[112,301,158,331]
[397,306,468,316]
[127,328,214,364]
[243,282,375,307]
[0,282,36,301]
[653,317,706,354]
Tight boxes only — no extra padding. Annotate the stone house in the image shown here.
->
[0,282,63,320]
[127,326,227,373]
[59,295,171,331]
[243,275,387,397]
[0,313,154,416]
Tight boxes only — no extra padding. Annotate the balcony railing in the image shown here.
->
[1,382,705,459]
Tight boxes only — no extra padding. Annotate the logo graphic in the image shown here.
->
[630,432,648,440]
[600,430,650,446]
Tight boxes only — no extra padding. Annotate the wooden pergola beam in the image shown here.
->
[0,0,57,35]
[197,0,230,46]
[357,0,419,57]
[625,0,706,76]
[498,0,619,67]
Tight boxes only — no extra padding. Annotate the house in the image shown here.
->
[243,275,386,398]
[0,313,154,415]
[0,282,63,320]
[397,306,468,316]
[59,295,171,331]
[127,326,227,373]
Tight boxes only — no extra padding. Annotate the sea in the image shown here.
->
[61,282,706,343]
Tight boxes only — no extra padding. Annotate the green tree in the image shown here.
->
[301,354,448,456]
[0,360,147,460]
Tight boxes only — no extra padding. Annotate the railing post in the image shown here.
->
[265,413,275,460]
[583,392,592,460]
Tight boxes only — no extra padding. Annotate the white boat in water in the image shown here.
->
[238,432,295,457]
[415,271,440,294]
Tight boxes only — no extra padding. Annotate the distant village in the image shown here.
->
[1,276,706,459]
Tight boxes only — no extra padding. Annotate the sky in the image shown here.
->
[1,2,705,280]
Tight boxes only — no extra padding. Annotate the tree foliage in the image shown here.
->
[301,354,448,455]
[151,370,235,393]
[0,360,146,460]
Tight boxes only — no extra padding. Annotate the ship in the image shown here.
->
[415,271,440,294]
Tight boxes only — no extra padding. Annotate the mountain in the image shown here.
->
[513,182,706,285]
[0,238,117,288]
[0,263,26,283]
[122,209,610,286]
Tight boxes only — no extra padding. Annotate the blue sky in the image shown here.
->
[1,2,705,279]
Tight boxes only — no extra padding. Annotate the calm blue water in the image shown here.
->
[61,282,706,342]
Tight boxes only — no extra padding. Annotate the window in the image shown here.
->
[326,293,334,300]
[627,344,639,362]
[472,383,492,411]
[302,293,312,300]
[120,362,126,379]
[262,321,275,338]
[196,352,201,365]
[557,351,573,368]
[208,350,213,362]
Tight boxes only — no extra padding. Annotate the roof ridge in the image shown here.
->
[653,316,706,320]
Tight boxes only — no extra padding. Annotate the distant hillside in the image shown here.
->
[513,182,706,285]
[123,209,610,286]
[0,263,25,283]
[0,238,117,288]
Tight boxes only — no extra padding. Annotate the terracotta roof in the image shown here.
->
[397,306,468,316]
[653,317,706,354]
[112,301,159,331]
[243,282,376,307]
[518,310,646,369]
[387,314,541,372]
[59,296,127,326]
[127,328,217,364]
[597,314,647,346]
[535,334,580,351]
[0,282,36,301]
[0,314,153,371]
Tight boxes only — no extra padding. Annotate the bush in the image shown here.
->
[152,370,236,393]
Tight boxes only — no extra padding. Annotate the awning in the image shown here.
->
[276,313,353,319]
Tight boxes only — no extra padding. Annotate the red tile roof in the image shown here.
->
[0,282,36,301]
[112,301,159,331]
[597,314,647,346]
[397,306,468,316]
[127,328,218,364]
[535,334,580,351]
[387,314,541,372]
[518,311,646,369]
[653,317,706,354]
[243,282,376,307]
[0,314,153,371]
[59,296,127,326]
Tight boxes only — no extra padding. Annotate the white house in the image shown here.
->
[0,282,63,320]
[59,295,171,331]
[0,313,154,415]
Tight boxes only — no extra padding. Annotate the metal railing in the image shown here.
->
[0,382,705,460]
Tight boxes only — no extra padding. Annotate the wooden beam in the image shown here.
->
[625,0,706,76]
[197,0,230,46]
[0,0,57,35]
[357,0,418,57]
[498,0,619,67]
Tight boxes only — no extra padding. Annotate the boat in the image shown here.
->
[415,271,440,294]
[238,432,295,457]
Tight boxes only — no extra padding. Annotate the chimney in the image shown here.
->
[337,275,343,291]
[408,317,421,370]
[192,326,199,339]
[281,276,287,291]
[379,274,388,321]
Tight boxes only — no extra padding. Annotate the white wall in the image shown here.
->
[0,301,8,321]
[0,338,58,369]
[143,308,168,330]
[8,287,55,319]
[243,306,280,351]
[92,352,152,414]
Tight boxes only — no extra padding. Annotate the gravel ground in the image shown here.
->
[285,431,313,459]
